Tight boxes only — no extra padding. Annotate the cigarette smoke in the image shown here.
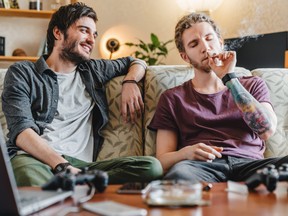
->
[223,0,269,51]
[224,34,263,51]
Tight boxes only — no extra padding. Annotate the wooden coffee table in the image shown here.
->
[35,182,288,216]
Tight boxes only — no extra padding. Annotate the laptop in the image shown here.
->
[0,135,73,215]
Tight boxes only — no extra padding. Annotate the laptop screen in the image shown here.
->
[0,131,22,215]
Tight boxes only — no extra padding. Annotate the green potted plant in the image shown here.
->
[125,33,174,65]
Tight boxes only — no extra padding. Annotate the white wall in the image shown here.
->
[84,0,185,64]
[86,0,288,65]
[0,0,287,66]
[214,0,288,38]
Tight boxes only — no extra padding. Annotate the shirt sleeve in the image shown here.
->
[2,63,40,144]
[88,57,135,84]
[148,91,179,132]
[242,76,272,107]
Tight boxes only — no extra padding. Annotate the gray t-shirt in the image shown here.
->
[41,70,94,162]
[148,76,272,159]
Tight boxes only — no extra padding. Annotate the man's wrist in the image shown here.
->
[53,162,71,174]
[121,80,138,85]
[130,60,147,70]
[222,72,237,86]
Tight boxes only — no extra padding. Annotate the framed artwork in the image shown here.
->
[0,37,5,56]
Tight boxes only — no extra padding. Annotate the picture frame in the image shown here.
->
[0,36,5,56]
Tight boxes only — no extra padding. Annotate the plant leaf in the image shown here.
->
[158,46,168,53]
[125,42,134,46]
[125,33,173,65]
[148,58,157,65]
[151,33,160,46]
[139,44,149,52]
[164,39,174,45]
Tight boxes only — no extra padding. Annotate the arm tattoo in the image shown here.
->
[226,78,272,135]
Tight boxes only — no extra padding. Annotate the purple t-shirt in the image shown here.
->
[148,76,272,159]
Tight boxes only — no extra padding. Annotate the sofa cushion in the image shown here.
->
[251,68,288,158]
[143,66,252,156]
[97,75,144,161]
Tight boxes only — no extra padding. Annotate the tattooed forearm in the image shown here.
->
[226,78,272,135]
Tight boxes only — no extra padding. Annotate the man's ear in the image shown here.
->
[53,26,63,40]
[180,52,191,64]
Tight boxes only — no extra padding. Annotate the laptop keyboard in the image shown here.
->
[18,190,63,206]
[20,194,40,205]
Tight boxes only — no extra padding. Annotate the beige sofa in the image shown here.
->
[0,66,287,160]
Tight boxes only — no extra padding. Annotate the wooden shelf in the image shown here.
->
[0,8,54,18]
[0,56,38,62]
[0,1,78,63]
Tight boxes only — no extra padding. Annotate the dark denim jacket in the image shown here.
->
[2,55,135,161]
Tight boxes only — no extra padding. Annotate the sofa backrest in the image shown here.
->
[251,68,288,157]
[97,75,144,161]
[0,66,287,161]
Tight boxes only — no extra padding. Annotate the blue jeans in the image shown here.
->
[164,155,288,183]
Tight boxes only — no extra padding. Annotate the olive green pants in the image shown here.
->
[11,154,163,187]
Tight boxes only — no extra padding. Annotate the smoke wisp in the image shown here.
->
[224,34,264,51]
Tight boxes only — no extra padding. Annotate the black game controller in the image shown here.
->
[42,167,109,193]
[245,164,279,192]
[277,163,288,181]
[245,163,288,192]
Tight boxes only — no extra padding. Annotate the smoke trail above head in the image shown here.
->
[223,0,273,51]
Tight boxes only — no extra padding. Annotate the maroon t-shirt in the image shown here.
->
[148,76,272,159]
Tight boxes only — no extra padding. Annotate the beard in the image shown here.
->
[188,57,211,73]
[60,38,90,64]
